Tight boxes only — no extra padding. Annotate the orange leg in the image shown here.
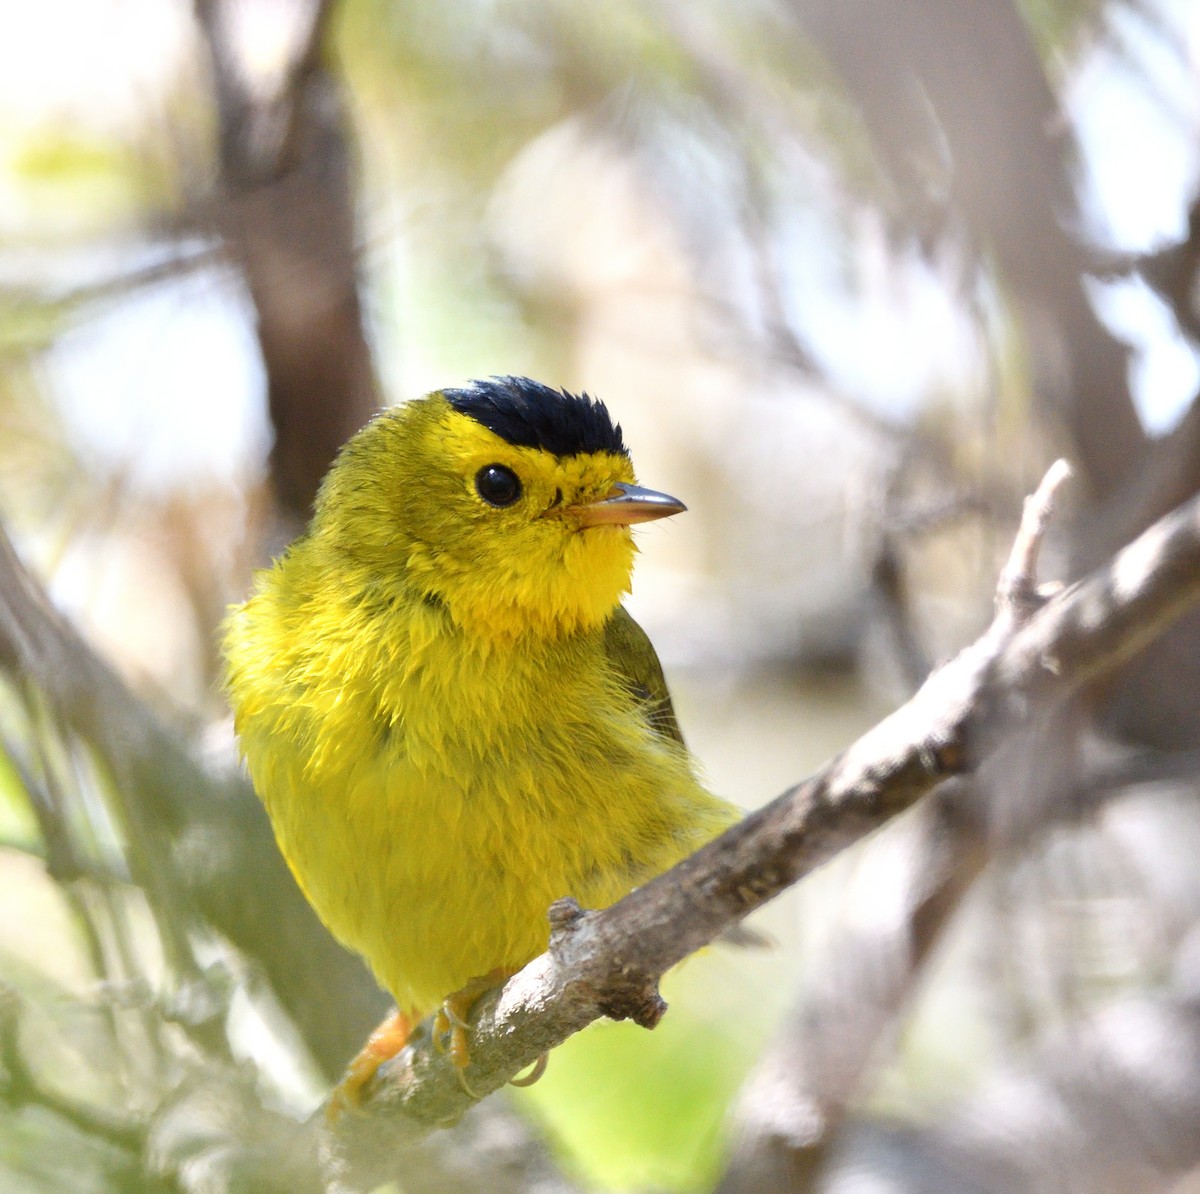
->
[325,1009,413,1123]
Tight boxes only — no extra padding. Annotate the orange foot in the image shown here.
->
[431,969,550,1097]
[432,968,512,1074]
[325,1009,412,1123]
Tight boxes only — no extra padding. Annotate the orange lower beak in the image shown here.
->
[569,483,687,527]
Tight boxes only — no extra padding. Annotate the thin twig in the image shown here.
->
[996,459,1071,618]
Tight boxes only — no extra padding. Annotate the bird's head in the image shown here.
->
[312,377,685,641]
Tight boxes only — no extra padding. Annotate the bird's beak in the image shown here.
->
[569,482,687,527]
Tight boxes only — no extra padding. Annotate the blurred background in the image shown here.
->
[3,0,1200,1190]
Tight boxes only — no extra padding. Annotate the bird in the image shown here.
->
[222,376,739,1109]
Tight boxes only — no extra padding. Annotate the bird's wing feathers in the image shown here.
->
[603,607,771,950]
[603,605,686,749]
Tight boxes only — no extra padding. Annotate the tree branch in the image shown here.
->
[340,461,1200,1144]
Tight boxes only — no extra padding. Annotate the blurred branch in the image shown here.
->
[782,0,1200,760]
[0,519,386,1080]
[0,985,143,1153]
[647,4,915,446]
[150,1065,583,1194]
[870,534,930,689]
[1081,381,1200,752]
[337,462,1200,1149]
[193,0,338,185]
[920,992,1200,1193]
[193,0,378,523]
[0,240,220,320]
[1139,198,1200,346]
[789,988,1200,1194]
[792,0,1146,504]
[322,1097,586,1194]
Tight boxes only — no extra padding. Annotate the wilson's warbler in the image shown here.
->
[222,376,737,1105]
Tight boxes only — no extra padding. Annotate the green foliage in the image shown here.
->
[3,132,169,242]
[0,747,37,852]
[1016,0,1105,59]
[516,948,784,1192]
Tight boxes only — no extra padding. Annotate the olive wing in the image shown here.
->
[603,605,686,749]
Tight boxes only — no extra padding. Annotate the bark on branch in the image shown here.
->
[336,461,1200,1155]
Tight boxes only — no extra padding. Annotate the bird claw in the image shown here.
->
[509,1053,549,1088]
[432,1000,473,1069]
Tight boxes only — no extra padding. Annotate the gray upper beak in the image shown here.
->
[569,482,687,527]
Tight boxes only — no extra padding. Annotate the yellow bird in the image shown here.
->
[222,377,738,1104]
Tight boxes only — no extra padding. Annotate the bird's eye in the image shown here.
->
[475,464,522,508]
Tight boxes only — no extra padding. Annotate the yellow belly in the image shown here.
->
[243,699,733,1017]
